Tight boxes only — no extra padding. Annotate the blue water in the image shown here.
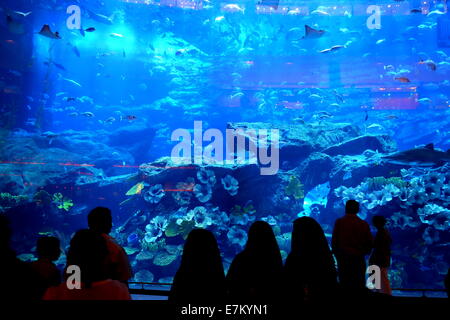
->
[1,0,449,290]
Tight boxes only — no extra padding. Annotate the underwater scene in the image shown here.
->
[1,0,449,290]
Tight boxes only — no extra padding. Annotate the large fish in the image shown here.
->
[302,25,325,39]
[38,24,61,39]
[383,144,450,167]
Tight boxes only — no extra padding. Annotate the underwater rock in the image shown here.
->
[108,125,156,164]
[298,152,334,190]
[323,135,396,157]
[417,204,450,231]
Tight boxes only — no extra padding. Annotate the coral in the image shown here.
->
[366,176,407,191]
[136,250,154,261]
[285,175,305,200]
[144,223,163,243]
[142,238,166,252]
[186,206,214,228]
[124,247,140,255]
[164,219,196,240]
[172,178,195,205]
[227,226,247,247]
[52,193,73,211]
[221,174,239,196]
[230,203,256,225]
[0,193,28,212]
[417,204,450,231]
[197,168,216,185]
[134,270,154,283]
[153,252,178,266]
[193,183,212,203]
[143,184,165,204]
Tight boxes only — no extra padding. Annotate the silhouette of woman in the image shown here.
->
[169,229,226,303]
[226,221,283,302]
[284,217,338,303]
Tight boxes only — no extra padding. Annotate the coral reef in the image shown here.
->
[143,184,165,203]
[285,176,304,200]
[221,174,239,196]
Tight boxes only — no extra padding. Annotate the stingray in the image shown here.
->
[38,24,61,39]
[302,25,325,39]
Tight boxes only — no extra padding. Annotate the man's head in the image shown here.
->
[345,200,360,215]
[37,236,61,261]
[88,207,112,234]
[372,215,387,229]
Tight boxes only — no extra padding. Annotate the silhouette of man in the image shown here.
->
[88,207,132,284]
[332,200,373,292]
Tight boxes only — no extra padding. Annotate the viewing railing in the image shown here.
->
[128,282,448,298]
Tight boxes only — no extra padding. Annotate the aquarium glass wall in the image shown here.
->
[1,0,449,289]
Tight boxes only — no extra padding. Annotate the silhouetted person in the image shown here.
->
[43,229,131,300]
[88,207,132,283]
[226,221,283,302]
[445,268,450,298]
[30,236,61,299]
[332,200,373,293]
[369,215,392,295]
[0,214,34,301]
[169,229,226,303]
[284,217,338,303]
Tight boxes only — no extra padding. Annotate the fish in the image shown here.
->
[383,143,450,167]
[104,117,116,124]
[81,112,95,117]
[222,4,245,13]
[12,11,32,17]
[38,24,61,39]
[376,39,386,45]
[394,77,411,83]
[123,115,137,122]
[310,8,330,16]
[58,74,82,87]
[427,10,445,17]
[367,123,384,130]
[364,110,369,121]
[46,61,67,71]
[302,25,325,39]
[110,33,125,38]
[72,45,80,58]
[418,59,437,71]
[41,131,59,145]
[6,15,25,34]
[410,8,422,14]
[385,114,398,120]
[258,0,279,10]
[126,182,145,196]
[84,27,96,32]
[69,112,78,117]
[87,10,114,25]
[319,45,345,54]
[333,90,344,103]
[64,97,76,102]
